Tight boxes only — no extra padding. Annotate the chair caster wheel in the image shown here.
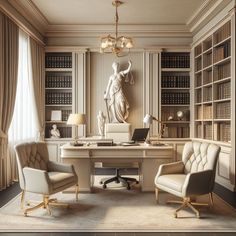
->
[99,181,103,184]
[115,180,120,183]
[127,185,131,190]
[103,184,107,189]
[174,213,177,218]
[136,181,139,184]
[24,212,28,217]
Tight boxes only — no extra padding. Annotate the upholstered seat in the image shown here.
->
[15,142,79,216]
[154,141,220,218]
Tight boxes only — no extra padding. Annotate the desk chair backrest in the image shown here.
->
[15,142,49,190]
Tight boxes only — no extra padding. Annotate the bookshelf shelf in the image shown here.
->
[193,20,232,143]
[160,51,190,139]
[44,52,73,139]
[195,70,202,74]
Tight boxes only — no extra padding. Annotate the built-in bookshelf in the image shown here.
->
[45,52,73,139]
[160,52,190,138]
[194,21,231,143]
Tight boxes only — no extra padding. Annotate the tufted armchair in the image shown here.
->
[154,141,220,218]
[15,142,79,216]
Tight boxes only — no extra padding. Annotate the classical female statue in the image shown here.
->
[50,124,60,138]
[97,110,106,136]
[104,60,133,123]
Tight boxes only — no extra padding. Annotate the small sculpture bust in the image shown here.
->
[50,124,60,138]
[97,110,106,137]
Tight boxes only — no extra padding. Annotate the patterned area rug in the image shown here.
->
[0,176,236,232]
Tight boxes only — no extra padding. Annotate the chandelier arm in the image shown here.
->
[115,1,119,40]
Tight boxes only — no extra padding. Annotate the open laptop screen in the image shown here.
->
[131,128,149,142]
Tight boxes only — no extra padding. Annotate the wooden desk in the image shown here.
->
[60,143,173,192]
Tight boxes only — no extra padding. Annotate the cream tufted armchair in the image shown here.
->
[15,142,79,216]
[154,141,220,218]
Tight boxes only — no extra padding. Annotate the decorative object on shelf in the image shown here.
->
[143,114,166,139]
[67,113,86,145]
[168,116,173,121]
[50,124,61,139]
[177,111,184,120]
[97,110,106,137]
[100,0,133,57]
[104,60,133,123]
[51,110,62,121]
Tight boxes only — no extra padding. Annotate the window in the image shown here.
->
[8,30,36,143]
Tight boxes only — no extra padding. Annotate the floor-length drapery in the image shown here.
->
[0,11,19,190]
[29,37,45,141]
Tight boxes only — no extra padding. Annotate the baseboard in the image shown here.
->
[213,183,236,209]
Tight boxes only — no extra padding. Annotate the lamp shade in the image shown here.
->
[67,114,86,126]
[143,114,153,124]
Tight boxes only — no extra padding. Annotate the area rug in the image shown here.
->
[0,177,236,232]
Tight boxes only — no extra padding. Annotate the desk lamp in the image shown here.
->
[143,114,165,141]
[67,113,86,145]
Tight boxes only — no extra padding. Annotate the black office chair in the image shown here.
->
[100,167,139,190]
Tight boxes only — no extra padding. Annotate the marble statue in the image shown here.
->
[104,60,133,123]
[50,124,60,138]
[97,110,106,136]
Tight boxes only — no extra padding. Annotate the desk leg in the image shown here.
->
[62,158,91,192]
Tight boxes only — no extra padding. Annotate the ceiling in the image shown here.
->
[31,0,206,25]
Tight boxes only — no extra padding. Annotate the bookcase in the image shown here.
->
[194,20,231,143]
[45,52,73,139]
[160,52,190,138]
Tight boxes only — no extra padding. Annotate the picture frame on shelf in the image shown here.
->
[51,110,62,121]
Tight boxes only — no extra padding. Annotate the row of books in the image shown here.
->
[45,76,72,88]
[214,21,231,44]
[214,62,230,81]
[45,126,72,139]
[46,92,72,105]
[203,70,212,85]
[195,45,202,57]
[161,93,190,105]
[45,56,72,68]
[214,123,231,142]
[213,42,230,63]
[203,39,212,51]
[161,54,190,68]
[204,124,212,140]
[203,87,212,102]
[165,126,189,138]
[196,124,202,138]
[203,52,212,68]
[195,74,202,87]
[195,90,202,103]
[216,102,230,119]
[217,82,231,100]
[62,110,72,121]
[196,105,213,119]
[161,76,190,88]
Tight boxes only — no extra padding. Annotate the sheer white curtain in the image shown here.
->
[8,30,37,145]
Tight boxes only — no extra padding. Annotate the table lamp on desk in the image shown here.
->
[67,113,86,146]
[143,114,166,143]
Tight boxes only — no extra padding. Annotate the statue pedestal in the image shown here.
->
[105,123,131,143]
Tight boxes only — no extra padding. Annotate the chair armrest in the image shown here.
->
[48,161,76,175]
[182,169,214,196]
[156,161,184,177]
[23,167,51,194]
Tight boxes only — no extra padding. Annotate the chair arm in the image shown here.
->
[48,161,77,175]
[23,167,51,194]
[156,161,184,178]
[182,169,214,196]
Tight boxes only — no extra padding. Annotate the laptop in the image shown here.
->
[121,128,149,146]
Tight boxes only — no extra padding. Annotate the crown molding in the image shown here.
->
[45,24,192,38]
[7,0,48,34]
[187,0,233,33]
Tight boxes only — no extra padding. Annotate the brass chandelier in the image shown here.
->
[100,0,134,57]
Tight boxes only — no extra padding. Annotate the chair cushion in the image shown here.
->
[48,172,77,190]
[156,174,186,193]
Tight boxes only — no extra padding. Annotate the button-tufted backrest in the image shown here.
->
[15,142,49,189]
[182,141,220,174]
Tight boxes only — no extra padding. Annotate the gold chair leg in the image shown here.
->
[155,187,159,203]
[24,202,45,217]
[174,201,187,218]
[209,192,214,206]
[75,184,79,202]
[44,196,52,216]
[20,190,25,209]
[186,202,200,218]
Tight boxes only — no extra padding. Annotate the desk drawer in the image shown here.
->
[61,149,90,158]
[145,149,173,158]
[90,149,143,158]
